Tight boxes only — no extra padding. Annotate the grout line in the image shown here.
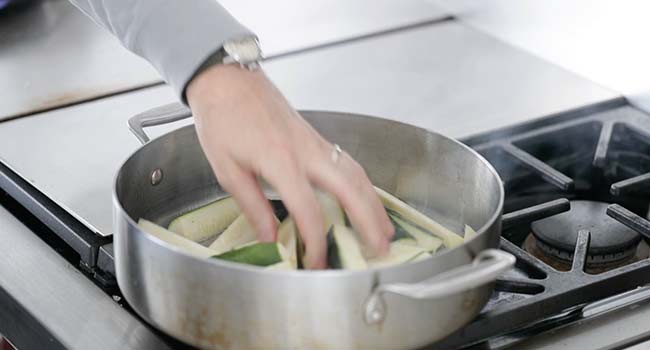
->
[264,15,455,61]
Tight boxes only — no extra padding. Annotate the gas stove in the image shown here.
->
[436,99,650,349]
[2,98,650,349]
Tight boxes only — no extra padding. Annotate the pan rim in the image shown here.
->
[112,109,504,277]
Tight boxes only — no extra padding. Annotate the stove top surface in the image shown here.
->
[95,99,650,350]
[529,200,645,272]
[434,101,650,349]
[3,99,650,350]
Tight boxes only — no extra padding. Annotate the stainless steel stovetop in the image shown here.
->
[3,98,650,350]
[436,100,650,349]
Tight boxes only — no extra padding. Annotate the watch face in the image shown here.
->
[223,37,262,64]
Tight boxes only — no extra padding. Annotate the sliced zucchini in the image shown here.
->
[393,237,418,246]
[390,214,443,252]
[297,191,346,268]
[464,224,478,242]
[225,239,294,267]
[208,214,278,255]
[367,241,430,268]
[317,191,346,229]
[375,187,464,248]
[168,197,240,242]
[212,242,282,267]
[327,225,367,270]
[138,219,216,258]
[391,215,415,241]
[277,217,298,269]
[410,251,433,262]
[277,242,291,263]
[265,260,294,270]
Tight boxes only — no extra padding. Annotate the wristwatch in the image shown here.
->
[222,36,263,70]
[196,35,263,75]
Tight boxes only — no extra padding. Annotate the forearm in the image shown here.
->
[69,0,253,101]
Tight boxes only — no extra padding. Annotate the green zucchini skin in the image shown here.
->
[265,261,293,270]
[160,188,467,270]
[326,226,341,269]
[212,242,282,267]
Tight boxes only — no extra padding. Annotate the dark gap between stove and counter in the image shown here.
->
[0,161,109,270]
[0,191,198,350]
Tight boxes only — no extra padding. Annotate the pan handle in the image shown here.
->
[128,103,193,144]
[364,249,515,324]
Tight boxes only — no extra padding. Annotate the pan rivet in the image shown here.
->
[151,169,163,186]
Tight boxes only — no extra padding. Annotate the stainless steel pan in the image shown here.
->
[113,103,514,350]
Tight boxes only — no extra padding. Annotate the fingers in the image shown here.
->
[214,161,278,242]
[259,153,327,269]
[309,149,394,256]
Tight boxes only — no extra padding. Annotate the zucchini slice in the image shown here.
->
[277,217,298,269]
[138,219,216,258]
[327,225,367,270]
[390,214,443,252]
[213,242,282,267]
[297,191,347,268]
[208,214,278,255]
[411,251,433,262]
[391,215,415,242]
[464,224,478,241]
[375,187,464,248]
[393,238,418,246]
[168,197,240,242]
[317,191,346,228]
[265,260,294,270]
[367,241,430,268]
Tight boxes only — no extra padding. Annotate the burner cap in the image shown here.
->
[531,200,641,259]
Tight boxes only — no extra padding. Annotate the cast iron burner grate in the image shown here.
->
[434,100,650,350]
[527,200,647,272]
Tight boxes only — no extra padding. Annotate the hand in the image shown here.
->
[186,64,393,268]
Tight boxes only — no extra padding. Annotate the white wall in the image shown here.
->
[435,0,650,111]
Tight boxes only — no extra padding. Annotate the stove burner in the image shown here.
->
[528,200,643,271]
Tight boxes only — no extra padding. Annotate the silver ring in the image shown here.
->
[331,144,343,163]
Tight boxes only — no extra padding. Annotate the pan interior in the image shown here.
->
[115,112,502,241]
